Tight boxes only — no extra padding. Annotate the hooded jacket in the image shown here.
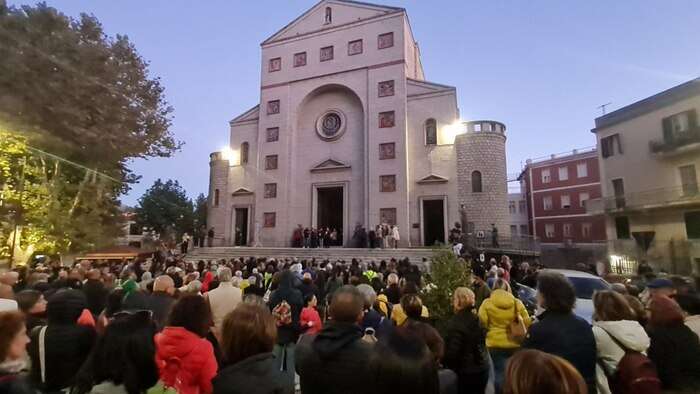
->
[269,271,303,345]
[295,322,374,394]
[477,289,531,349]
[28,289,96,392]
[212,353,292,394]
[592,320,650,394]
[155,327,218,394]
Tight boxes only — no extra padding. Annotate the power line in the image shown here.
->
[23,144,122,184]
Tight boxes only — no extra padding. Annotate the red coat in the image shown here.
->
[155,327,218,394]
[300,306,322,334]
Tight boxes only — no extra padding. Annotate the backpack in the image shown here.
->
[272,300,293,327]
[600,327,661,394]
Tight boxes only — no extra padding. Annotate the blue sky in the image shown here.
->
[18,0,700,205]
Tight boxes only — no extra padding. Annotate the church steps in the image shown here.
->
[184,247,435,264]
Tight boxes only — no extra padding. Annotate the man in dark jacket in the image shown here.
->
[82,269,107,317]
[27,289,96,392]
[523,271,596,394]
[296,285,375,394]
[146,275,176,330]
[269,270,304,389]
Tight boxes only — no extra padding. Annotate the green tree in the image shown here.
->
[194,193,208,230]
[0,3,180,262]
[421,248,472,335]
[135,179,194,243]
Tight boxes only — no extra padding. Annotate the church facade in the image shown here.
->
[207,0,509,247]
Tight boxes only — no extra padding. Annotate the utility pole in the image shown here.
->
[598,102,612,115]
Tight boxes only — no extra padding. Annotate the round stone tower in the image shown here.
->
[207,151,230,246]
[455,120,510,237]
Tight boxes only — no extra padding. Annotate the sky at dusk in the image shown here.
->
[14,0,700,205]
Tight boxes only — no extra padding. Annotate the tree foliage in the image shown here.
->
[421,248,472,335]
[194,193,207,229]
[135,179,194,244]
[0,3,180,261]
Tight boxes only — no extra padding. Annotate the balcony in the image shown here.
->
[586,184,700,214]
[649,127,700,157]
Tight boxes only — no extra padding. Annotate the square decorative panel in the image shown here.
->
[378,111,395,128]
[348,39,363,55]
[267,100,280,115]
[378,32,394,49]
[264,183,277,199]
[320,46,334,62]
[293,52,307,67]
[269,57,281,72]
[380,175,396,192]
[379,142,395,160]
[265,155,278,170]
[378,80,394,97]
[379,208,397,225]
[266,127,279,142]
[263,212,276,227]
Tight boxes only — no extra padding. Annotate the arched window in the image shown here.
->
[471,171,482,193]
[325,7,332,24]
[214,189,220,207]
[240,142,249,165]
[425,118,437,145]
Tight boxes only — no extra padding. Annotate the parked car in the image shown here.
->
[516,269,610,323]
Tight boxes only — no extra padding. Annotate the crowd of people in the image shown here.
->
[0,250,700,394]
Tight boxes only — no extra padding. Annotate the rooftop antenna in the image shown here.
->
[598,102,612,115]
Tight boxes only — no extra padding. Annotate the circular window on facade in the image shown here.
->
[315,109,347,141]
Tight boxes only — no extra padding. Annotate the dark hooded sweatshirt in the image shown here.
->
[295,322,375,394]
[269,270,304,345]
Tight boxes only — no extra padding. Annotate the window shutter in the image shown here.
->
[615,134,623,154]
[601,137,610,158]
[662,117,673,143]
[688,109,698,129]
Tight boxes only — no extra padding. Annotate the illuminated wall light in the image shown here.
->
[442,120,466,145]
[220,146,240,166]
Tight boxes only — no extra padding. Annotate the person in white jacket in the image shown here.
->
[391,225,400,248]
[592,290,651,394]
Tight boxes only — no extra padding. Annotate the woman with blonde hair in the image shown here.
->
[478,278,530,392]
[503,349,587,394]
[444,287,489,394]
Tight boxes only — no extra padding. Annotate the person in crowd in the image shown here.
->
[391,283,429,326]
[502,349,588,394]
[391,225,400,249]
[296,285,374,394]
[591,290,650,394]
[15,289,47,330]
[0,283,18,312]
[0,311,33,394]
[82,269,108,317]
[213,303,292,394]
[444,287,489,394]
[477,278,530,392]
[384,273,401,305]
[645,278,676,304]
[207,228,215,247]
[146,275,176,331]
[674,293,700,338]
[205,268,243,335]
[28,289,97,393]
[269,270,303,388]
[646,295,700,391]
[299,272,317,301]
[368,326,439,394]
[523,271,596,393]
[472,275,491,311]
[356,284,391,339]
[155,295,218,394]
[300,294,322,335]
[72,310,159,394]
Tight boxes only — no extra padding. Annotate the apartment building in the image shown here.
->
[589,78,700,274]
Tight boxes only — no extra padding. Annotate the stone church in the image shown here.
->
[207,0,509,247]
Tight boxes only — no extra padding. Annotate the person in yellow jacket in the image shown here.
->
[478,279,531,393]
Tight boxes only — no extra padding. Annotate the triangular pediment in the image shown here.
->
[230,105,259,125]
[310,158,351,173]
[231,187,254,196]
[263,0,403,45]
[417,174,449,184]
[407,78,456,97]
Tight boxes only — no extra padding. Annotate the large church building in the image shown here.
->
[207,0,509,247]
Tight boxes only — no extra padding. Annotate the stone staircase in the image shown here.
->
[184,246,437,265]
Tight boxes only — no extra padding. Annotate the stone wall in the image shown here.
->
[455,124,509,236]
[207,152,230,246]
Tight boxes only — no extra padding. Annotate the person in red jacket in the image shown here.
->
[155,295,218,394]
[300,294,322,335]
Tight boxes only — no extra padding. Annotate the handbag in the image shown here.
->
[507,299,527,342]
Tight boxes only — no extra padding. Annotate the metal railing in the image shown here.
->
[586,184,700,214]
[650,127,700,154]
[463,232,541,253]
